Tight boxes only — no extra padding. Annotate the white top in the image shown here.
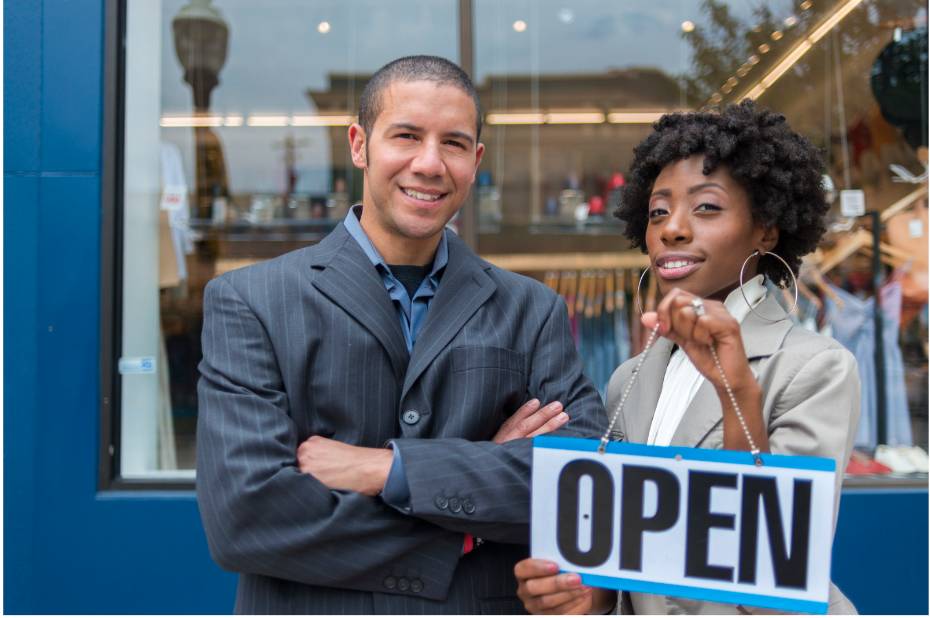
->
[646,275,767,446]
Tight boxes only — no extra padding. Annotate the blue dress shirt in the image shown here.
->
[343,205,448,511]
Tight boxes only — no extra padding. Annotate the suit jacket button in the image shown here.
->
[410,579,424,593]
[462,499,476,514]
[397,578,410,591]
[435,495,449,510]
[448,498,462,513]
[402,410,420,425]
[383,576,397,589]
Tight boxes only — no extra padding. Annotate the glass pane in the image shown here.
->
[119,0,458,477]
[473,0,928,450]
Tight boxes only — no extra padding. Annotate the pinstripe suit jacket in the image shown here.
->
[196,223,607,614]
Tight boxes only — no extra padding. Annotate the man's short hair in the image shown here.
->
[358,55,483,142]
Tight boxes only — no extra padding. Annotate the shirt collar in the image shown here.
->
[724,274,767,324]
[343,204,448,280]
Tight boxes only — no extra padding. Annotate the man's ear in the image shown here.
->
[471,143,485,183]
[349,123,367,170]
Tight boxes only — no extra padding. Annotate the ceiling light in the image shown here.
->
[785,16,797,26]
[247,116,290,127]
[607,111,666,123]
[159,116,224,127]
[737,67,749,77]
[487,112,544,124]
[547,112,606,124]
[223,117,244,126]
[771,30,783,40]
[710,93,723,103]
[513,20,527,32]
[758,43,771,53]
[681,21,695,32]
[290,115,354,126]
[749,55,760,64]
[744,0,864,100]
[317,21,331,33]
[801,1,812,9]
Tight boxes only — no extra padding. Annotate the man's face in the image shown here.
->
[350,80,484,256]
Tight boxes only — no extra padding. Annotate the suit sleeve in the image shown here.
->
[391,293,608,543]
[196,276,463,601]
[764,345,861,528]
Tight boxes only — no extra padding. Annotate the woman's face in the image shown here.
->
[645,155,777,302]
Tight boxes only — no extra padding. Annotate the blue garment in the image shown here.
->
[343,205,447,352]
[826,282,912,449]
[343,204,449,511]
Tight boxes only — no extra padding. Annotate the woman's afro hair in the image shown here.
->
[614,99,829,287]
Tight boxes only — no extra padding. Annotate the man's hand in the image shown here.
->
[297,436,393,496]
[492,399,568,444]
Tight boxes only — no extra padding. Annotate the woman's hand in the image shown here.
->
[642,288,769,454]
[514,559,594,614]
[492,400,568,444]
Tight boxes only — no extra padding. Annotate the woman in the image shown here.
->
[515,100,860,615]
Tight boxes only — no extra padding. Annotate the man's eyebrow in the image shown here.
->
[442,130,475,146]
[385,122,475,146]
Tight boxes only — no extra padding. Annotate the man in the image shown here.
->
[196,55,606,614]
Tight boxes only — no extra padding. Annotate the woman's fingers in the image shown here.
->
[515,560,594,614]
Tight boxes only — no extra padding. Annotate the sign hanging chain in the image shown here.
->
[598,323,763,466]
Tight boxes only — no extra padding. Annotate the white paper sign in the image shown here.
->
[908,219,923,238]
[160,185,188,212]
[118,357,156,374]
[532,436,836,614]
[839,190,865,217]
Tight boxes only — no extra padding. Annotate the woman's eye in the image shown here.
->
[647,208,667,219]
[696,202,722,212]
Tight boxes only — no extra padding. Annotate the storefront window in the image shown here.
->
[111,0,927,482]
[117,0,457,478]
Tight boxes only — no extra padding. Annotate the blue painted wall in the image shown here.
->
[2,0,927,614]
[3,0,238,613]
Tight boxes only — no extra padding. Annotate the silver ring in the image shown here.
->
[690,298,706,317]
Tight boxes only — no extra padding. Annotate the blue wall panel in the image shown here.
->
[833,489,929,615]
[40,0,103,172]
[3,176,40,614]
[3,0,42,172]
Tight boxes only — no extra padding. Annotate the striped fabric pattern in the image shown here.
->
[197,224,607,614]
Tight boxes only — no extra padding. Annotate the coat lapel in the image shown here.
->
[620,336,675,444]
[670,294,794,447]
[308,224,411,382]
[401,232,496,399]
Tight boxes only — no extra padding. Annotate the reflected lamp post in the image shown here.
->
[173,0,230,220]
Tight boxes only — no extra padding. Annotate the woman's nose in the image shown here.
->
[661,206,692,244]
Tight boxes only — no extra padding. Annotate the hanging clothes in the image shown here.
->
[826,280,913,449]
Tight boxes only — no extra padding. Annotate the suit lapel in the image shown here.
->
[401,232,496,399]
[309,225,410,382]
[671,294,794,447]
[620,336,675,444]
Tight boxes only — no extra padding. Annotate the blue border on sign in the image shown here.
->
[571,572,829,614]
[534,436,835,472]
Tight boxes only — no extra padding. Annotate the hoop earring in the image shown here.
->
[635,267,652,316]
[740,250,797,322]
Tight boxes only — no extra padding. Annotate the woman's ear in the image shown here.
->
[757,225,779,255]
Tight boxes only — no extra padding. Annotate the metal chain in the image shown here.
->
[598,320,764,467]
[709,344,763,466]
[599,323,661,453]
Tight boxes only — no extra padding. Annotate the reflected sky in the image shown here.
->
[153,0,799,194]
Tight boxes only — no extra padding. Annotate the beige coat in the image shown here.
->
[605,295,860,615]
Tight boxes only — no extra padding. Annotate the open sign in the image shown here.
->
[531,436,836,614]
